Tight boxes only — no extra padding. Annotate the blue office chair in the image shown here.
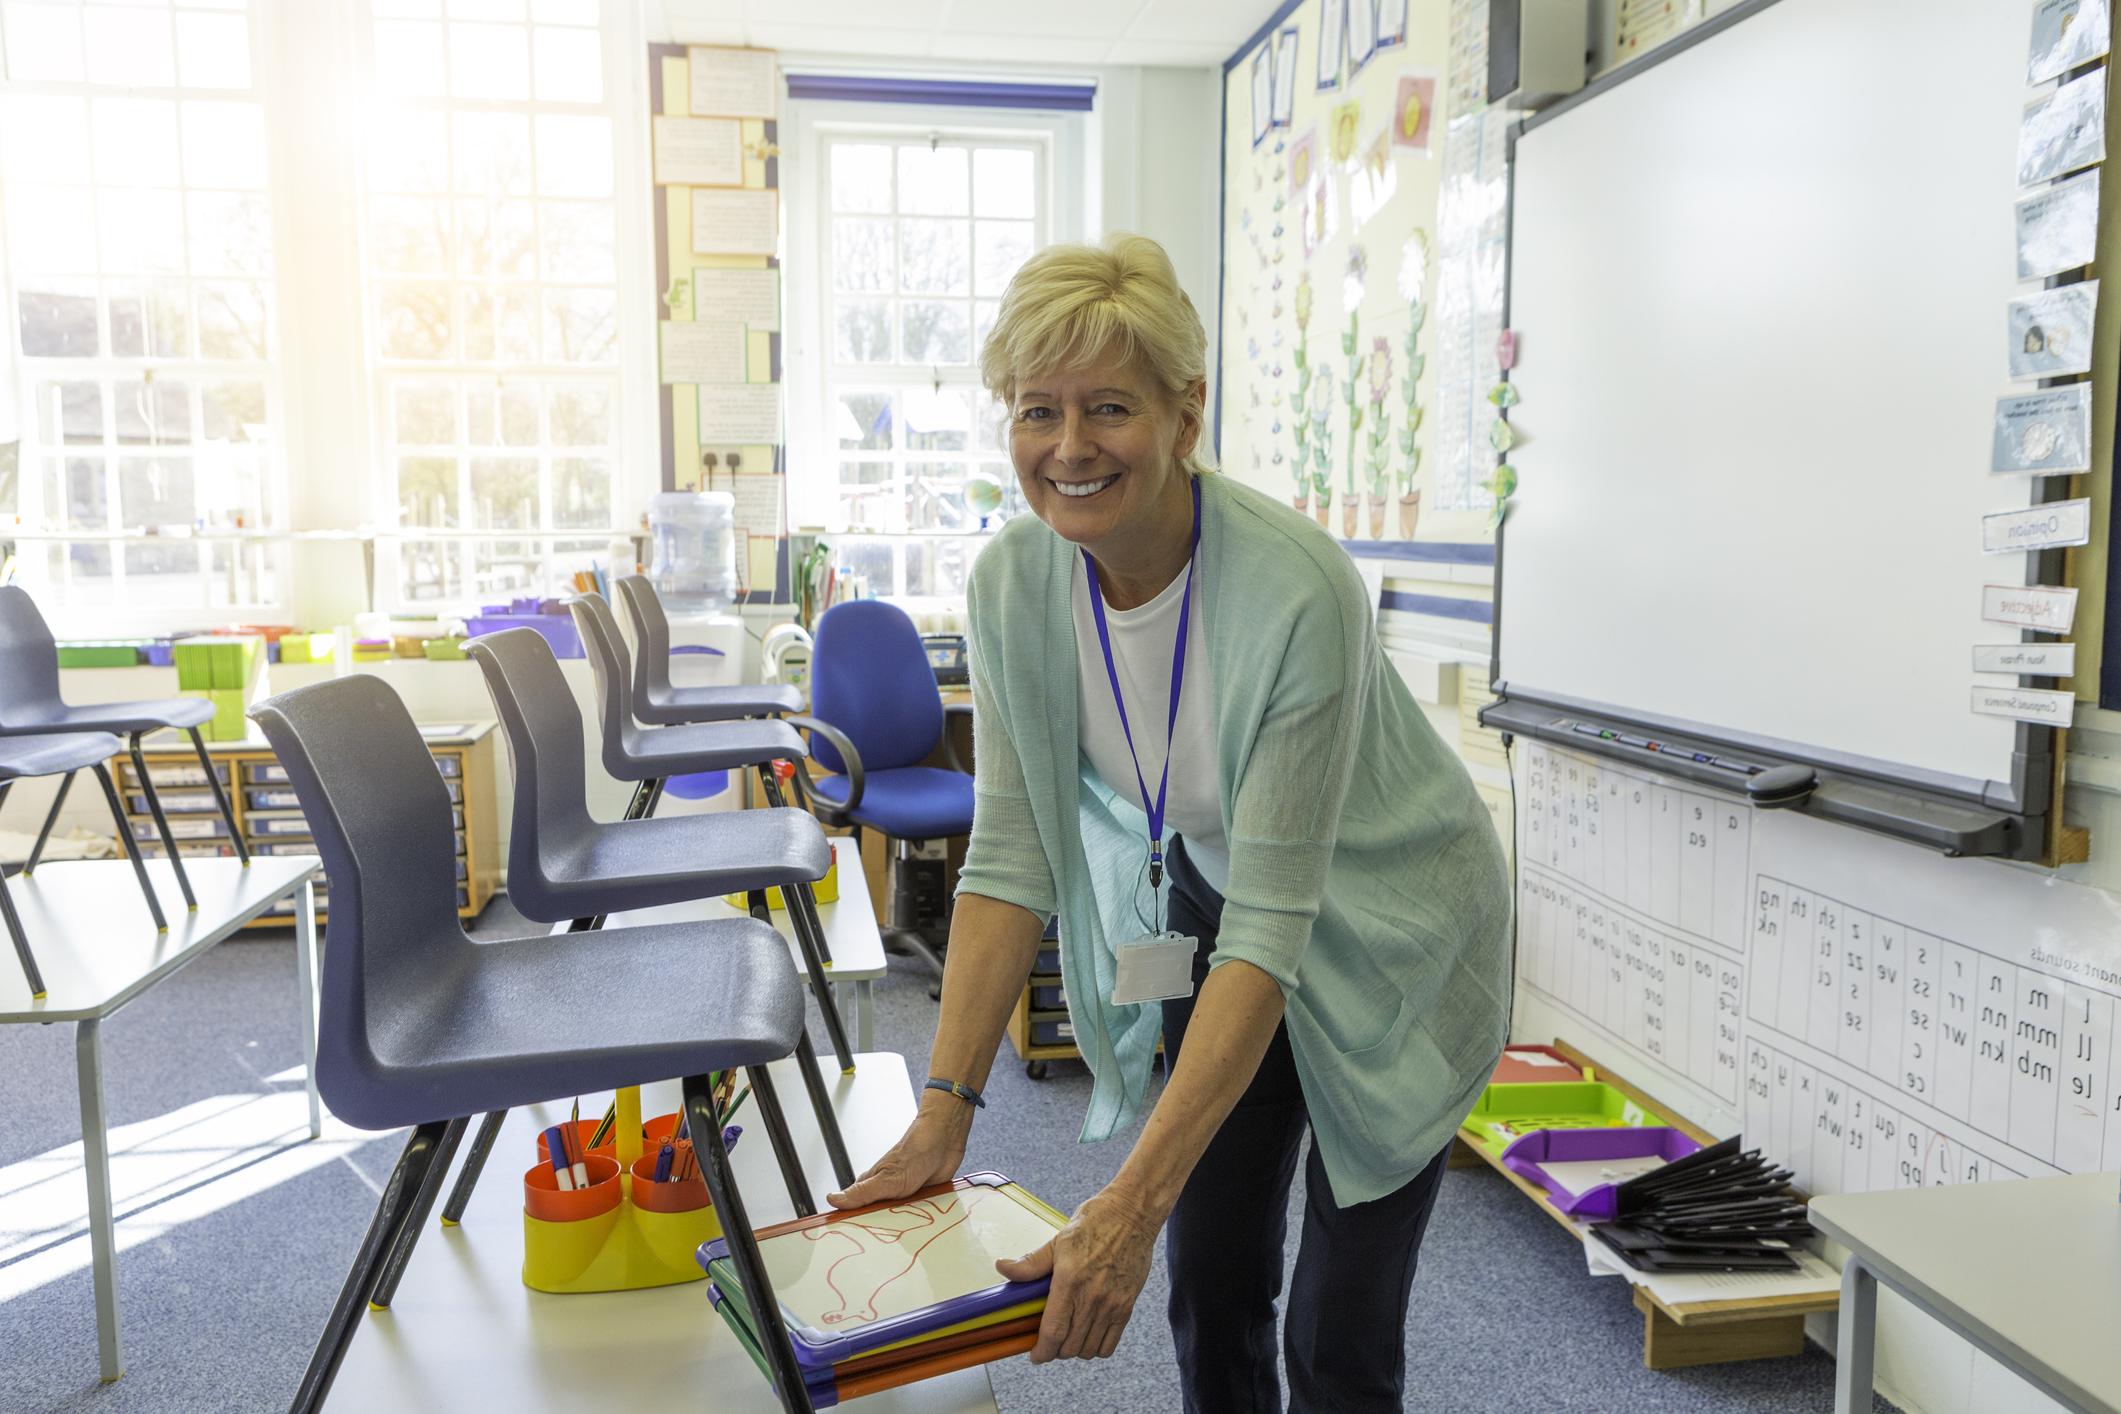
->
[251,675,821,1414]
[792,600,974,986]
[0,587,249,914]
[0,731,169,997]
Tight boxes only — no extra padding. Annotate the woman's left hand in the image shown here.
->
[995,1186,1160,1362]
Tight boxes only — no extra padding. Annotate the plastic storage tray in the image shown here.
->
[1499,1126,1703,1219]
[1460,1081,1669,1156]
[1488,1044,1587,1085]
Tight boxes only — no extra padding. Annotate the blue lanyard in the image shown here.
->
[1082,476,1200,892]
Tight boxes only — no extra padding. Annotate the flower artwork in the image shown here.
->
[1309,364,1336,528]
[1365,335,1393,537]
[1340,246,1368,539]
[1394,230,1430,538]
[1291,272,1316,511]
[1329,99,1362,168]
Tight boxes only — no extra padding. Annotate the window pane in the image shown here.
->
[83,5,175,86]
[547,381,609,445]
[974,298,998,357]
[101,190,187,274]
[453,112,533,195]
[452,0,526,23]
[975,395,1009,453]
[538,200,612,280]
[905,461,968,530]
[4,3,83,81]
[10,186,97,276]
[48,456,108,526]
[543,286,614,362]
[449,22,530,100]
[906,536,971,597]
[175,10,250,88]
[371,109,450,192]
[33,382,103,444]
[899,301,968,364]
[187,193,273,275]
[833,299,890,363]
[469,455,537,527]
[973,147,1034,218]
[832,217,894,293]
[552,456,608,527]
[398,456,458,526]
[124,540,202,590]
[373,18,447,95]
[531,23,600,102]
[1,98,90,186]
[109,282,191,358]
[833,537,895,588]
[534,114,611,197]
[370,196,452,275]
[393,381,458,445]
[201,379,267,442]
[830,144,891,213]
[118,454,195,526]
[903,386,970,451]
[838,459,890,485]
[113,377,191,444]
[182,102,268,189]
[399,540,462,602]
[462,284,538,361]
[974,220,1033,298]
[49,543,117,600]
[458,199,536,277]
[532,0,597,21]
[19,282,100,356]
[92,98,180,187]
[896,145,967,215]
[836,391,891,450]
[469,380,539,444]
[379,281,452,358]
[899,218,968,295]
[197,442,269,525]
[195,280,269,358]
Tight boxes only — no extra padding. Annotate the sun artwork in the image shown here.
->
[1400,88,1423,141]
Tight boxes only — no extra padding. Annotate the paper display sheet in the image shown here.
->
[691,268,780,331]
[1515,741,2121,1199]
[691,189,777,257]
[689,45,776,119]
[696,383,781,444]
[653,115,742,187]
[660,320,747,384]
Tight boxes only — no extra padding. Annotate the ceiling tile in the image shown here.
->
[937,0,1147,38]
[659,0,749,43]
[1125,0,1282,44]
[742,0,946,26]
[744,22,940,57]
[1120,39,1230,66]
[928,31,1120,63]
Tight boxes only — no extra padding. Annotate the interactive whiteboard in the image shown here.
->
[1497,0,2051,807]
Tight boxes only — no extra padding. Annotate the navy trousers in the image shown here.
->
[1160,837,1452,1414]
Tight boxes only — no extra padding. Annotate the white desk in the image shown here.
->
[0,855,323,1382]
[1813,1172,2121,1414]
[606,836,888,1051]
[327,1052,998,1412]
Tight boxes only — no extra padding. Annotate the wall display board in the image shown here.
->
[1514,741,2121,1199]
[1493,0,2096,858]
[649,44,789,602]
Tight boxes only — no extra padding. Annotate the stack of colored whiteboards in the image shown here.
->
[700,1173,1066,1407]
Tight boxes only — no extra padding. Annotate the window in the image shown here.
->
[364,0,629,605]
[0,0,282,618]
[807,126,1053,599]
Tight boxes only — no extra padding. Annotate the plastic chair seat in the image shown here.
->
[636,681,803,726]
[0,696,214,737]
[338,915,802,1132]
[809,767,974,840]
[522,806,832,921]
[0,731,124,780]
[611,717,805,779]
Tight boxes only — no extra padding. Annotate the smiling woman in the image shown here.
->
[831,233,1513,1411]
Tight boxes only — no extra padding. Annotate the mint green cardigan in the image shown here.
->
[957,472,1513,1207]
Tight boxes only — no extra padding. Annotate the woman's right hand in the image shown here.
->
[825,1098,972,1209]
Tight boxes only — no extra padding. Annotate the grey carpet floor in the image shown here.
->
[0,899,1895,1413]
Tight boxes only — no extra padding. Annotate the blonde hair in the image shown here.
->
[980,233,1216,474]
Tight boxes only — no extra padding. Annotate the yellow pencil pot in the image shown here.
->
[722,855,837,911]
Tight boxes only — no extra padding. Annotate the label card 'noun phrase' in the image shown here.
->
[1981,583,2078,633]
[1971,685,2075,725]
[1981,498,2092,553]
[1972,642,2076,676]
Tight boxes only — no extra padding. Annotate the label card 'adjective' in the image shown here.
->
[1982,583,2079,633]
[1971,685,2075,725]
[1973,642,2076,676]
[1981,498,2092,553]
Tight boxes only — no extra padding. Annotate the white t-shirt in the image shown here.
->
[1072,552,1229,896]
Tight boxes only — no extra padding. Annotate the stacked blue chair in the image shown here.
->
[616,574,803,725]
[0,732,169,997]
[0,587,249,913]
[793,600,975,985]
[251,675,823,1414]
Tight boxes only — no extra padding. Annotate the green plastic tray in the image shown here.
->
[57,643,144,667]
[1459,1081,1668,1156]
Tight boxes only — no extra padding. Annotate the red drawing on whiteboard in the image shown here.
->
[804,1191,991,1326]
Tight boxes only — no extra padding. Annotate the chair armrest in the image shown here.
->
[784,714,864,820]
[940,701,974,775]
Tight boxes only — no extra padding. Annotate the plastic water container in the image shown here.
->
[647,491,737,613]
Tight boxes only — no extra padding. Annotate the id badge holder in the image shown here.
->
[1111,931,1198,1005]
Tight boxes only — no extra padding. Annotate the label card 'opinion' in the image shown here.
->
[1981,498,2093,554]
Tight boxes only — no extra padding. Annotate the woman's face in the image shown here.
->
[1005,351,1201,555]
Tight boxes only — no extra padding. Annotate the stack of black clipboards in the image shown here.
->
[1587,1136,1814,1274]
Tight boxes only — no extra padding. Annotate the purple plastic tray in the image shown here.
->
[1500,1127,1702,1220]
[464,612,583,658]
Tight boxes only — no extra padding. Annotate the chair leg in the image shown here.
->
[288,1120,450,1414]
[685,1076,815,1414]
[641,777,666,818]
[127,733,195,911]
[369,1115,467,1309]
[91,765,167,933]
[744,1061,814,1217]
[789,1032,856,1191]
[782,885,855,1069]
[23,769,74,876]
[0,869,46,1000]
[756,770,833,966]
[439,1109,508,1225]
[188,728,249,865]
